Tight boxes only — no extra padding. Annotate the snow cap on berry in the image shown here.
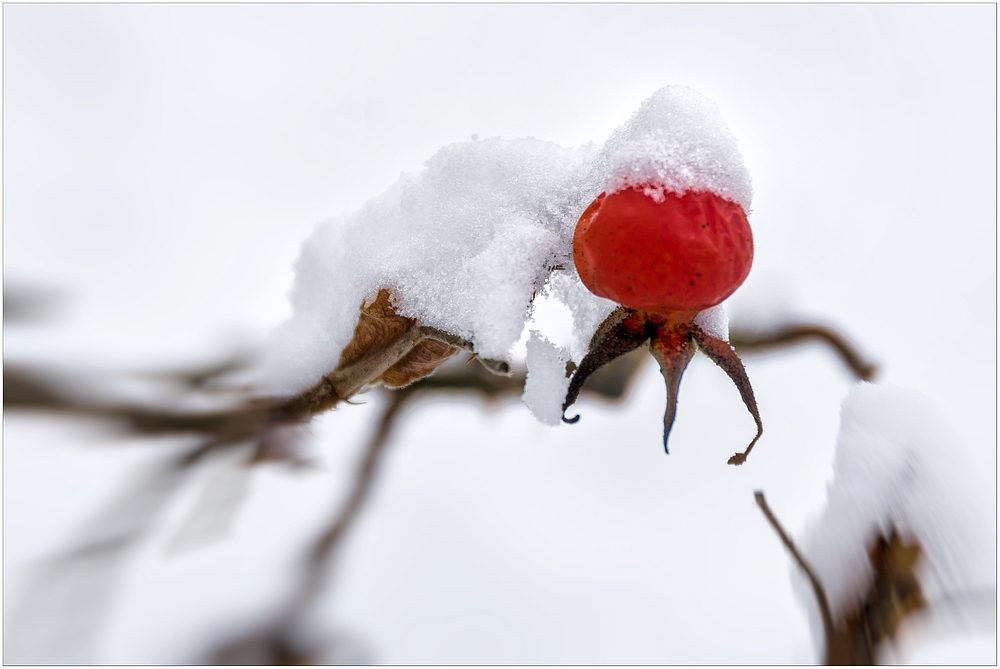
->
[597,86,753,212]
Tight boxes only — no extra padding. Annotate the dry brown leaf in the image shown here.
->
[828,526,926,664]
[378,338,460,388]
[337,289,416,370]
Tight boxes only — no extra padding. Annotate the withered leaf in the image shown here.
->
[830,526,926,664]
[378,338,460,388]
[280,289,463,421]
[337,289,417,371]
[757,494,929,665]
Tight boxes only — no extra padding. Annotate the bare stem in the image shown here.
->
[754,491,836,651]
[204,389,414,664]
[419,326,511,375]
[300,389,412,598]
[730,324,878,382]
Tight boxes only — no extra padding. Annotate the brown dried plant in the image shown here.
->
[755,492,928,665]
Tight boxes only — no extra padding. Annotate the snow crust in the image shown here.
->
[522,331,572,426]
[794,383,995,657]
[256,86,751,397]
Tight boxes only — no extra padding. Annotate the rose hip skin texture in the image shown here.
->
[573,188,753,313]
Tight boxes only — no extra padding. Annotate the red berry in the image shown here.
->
[573,187,753,314]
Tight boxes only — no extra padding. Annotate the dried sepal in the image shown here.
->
[560,308,764,464]
[562,307,652,424]
[691,324,763,465]
[649,326,696,453]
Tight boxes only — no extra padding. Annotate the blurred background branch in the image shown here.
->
[5,279,881,663]
[730,324,879,382]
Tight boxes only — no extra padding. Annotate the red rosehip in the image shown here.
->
[573,187,753,314]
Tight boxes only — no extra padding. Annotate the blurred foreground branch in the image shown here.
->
[754,492,836,655]
[203,349,647,663]
[5,314,878,663]
[756,491,928,664]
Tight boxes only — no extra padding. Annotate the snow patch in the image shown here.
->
[544,269,619,364]
[522,331,572,426]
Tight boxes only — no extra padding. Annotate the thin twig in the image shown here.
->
[731,324,878,382]
[754,491,836,649]
[301,389,413,596]
[204,389,415,664]
[203,348,657,663]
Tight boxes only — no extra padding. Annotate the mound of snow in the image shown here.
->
[256,86,750,398]
[794,383,996,658]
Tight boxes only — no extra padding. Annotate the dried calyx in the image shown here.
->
[561,306,762,464]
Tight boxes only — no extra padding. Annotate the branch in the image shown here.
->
[730,324,878,382]
[204,390,411,664]
[754,492,836,654]
[202,347,654,663]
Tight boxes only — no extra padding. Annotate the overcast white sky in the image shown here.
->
[4,4,996,664]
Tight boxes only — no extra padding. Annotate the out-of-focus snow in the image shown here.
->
[256,86,751,397]
[522,331,572,426]
[794,383,996,658]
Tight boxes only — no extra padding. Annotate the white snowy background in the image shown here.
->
[4,4,995,664]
